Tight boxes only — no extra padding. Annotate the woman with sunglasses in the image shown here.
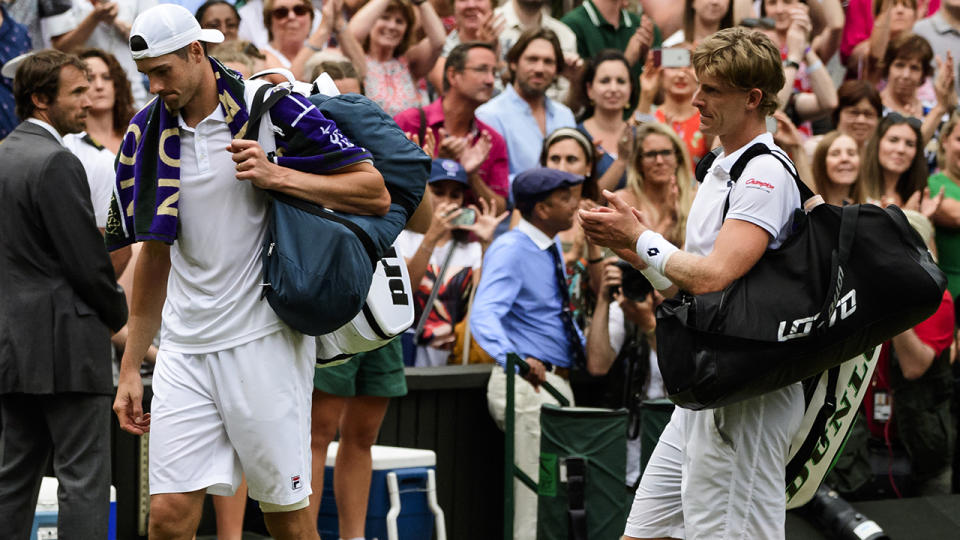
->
[258,0,353,82]
[349,0,446,116]
[616,123,695,249]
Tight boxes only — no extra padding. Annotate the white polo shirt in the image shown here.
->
[685,132,800,256]
[161,101,284,354]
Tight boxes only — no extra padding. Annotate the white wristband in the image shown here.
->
[640,266,673,291]
[636,230,680,275]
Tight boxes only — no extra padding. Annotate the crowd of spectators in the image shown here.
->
[3,0,960,535]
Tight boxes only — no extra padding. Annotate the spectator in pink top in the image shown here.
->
[395,41,509,213]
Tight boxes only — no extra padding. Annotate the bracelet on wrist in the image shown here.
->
[586,257,604,264]
[305,41,323,52]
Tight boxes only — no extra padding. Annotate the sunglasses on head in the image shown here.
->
[885,111,922,130]
[272,5,311,18]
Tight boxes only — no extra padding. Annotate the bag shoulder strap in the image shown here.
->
[244,83,291,143]
[716,142,815,219]
[694,147,721,183]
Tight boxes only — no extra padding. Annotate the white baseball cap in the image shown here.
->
[129,4,224,60]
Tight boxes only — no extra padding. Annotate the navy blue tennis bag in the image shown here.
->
[245,82,428,337]
[656,143,947,410]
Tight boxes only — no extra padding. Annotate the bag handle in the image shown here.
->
[244,83,290,143]
[815,204,859,329]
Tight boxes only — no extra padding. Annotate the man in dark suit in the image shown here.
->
[0,49,128,539]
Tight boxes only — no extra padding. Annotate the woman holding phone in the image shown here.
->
[636,46,711,170]
[396,159,507,367]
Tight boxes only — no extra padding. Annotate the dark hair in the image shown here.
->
[861,114,928,203]
[882,33,934,80]
[264,0,315,42]
[14,50,88,121]
[195,0,240,26]
[578,50,638,121]
[683,0,734,43]
[832,79,882,127]
[443,41,496,92]
[505,27,564,84]
[77,48,136,135]
[361,0,417,57]
[539,127,599,201]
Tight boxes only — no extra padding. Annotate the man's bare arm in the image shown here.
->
[113,240,170,435]
[663,219,770,295]
[229,139,391,216]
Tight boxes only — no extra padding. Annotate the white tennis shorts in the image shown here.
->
[624,383,804,539]
[149,327,315,506]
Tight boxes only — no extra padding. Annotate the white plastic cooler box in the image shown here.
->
[317,442,446,540]
[30,476,117,539]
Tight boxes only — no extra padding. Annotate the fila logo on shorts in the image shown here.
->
[291,475,303,491]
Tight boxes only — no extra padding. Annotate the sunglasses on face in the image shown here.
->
[272,5,311,19]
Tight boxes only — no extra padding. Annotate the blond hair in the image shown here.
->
[691,27,783,117]
[626,123,696,247]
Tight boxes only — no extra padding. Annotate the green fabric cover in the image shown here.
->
[537,405,630,540]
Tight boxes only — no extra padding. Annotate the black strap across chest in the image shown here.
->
[695,142,815,219]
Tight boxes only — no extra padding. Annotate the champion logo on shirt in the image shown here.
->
[291,475,303,491]
[744,178,775,192]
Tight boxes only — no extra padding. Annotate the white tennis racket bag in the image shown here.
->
[315,244,415,366]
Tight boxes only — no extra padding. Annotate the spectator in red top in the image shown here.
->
[394,41,509,213]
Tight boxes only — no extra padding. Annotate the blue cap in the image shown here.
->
[429,159,469,185]
[512,167,584,206]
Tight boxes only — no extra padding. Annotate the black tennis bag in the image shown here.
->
[657,143,946,410]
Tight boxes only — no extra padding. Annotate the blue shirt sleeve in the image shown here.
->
[470,238,522,365]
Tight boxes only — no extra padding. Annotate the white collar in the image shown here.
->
[26,118,65,146]
[177,103,227,131]
[516,217,556,250]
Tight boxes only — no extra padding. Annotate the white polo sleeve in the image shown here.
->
[724,153,802,249]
